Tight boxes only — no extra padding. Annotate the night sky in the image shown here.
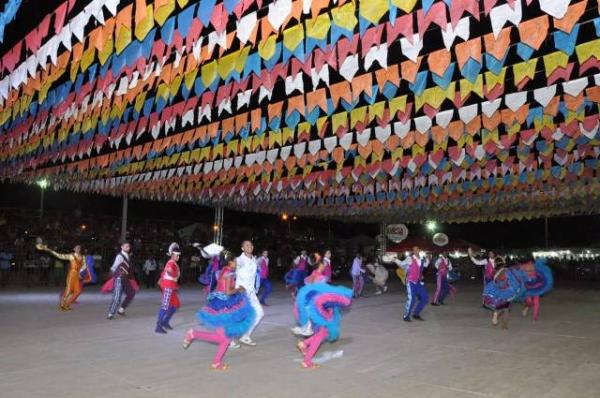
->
[1,182,598,250]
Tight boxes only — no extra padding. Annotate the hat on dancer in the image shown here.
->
[167,242,181,256]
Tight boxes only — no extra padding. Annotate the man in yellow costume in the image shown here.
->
[37,243,87,311]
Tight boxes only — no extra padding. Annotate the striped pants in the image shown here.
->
[108,277,135,316]
[160,287,180,310]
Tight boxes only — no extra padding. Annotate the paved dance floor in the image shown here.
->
[1,281,599,398]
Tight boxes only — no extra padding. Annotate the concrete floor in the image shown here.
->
[1,281,599,398]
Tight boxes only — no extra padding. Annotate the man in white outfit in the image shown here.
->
[233,240,264,347]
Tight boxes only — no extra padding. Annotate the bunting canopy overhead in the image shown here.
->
[0,0,599,223]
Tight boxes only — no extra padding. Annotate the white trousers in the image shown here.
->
[243,292,264,339]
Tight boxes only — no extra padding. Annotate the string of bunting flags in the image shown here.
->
[0,0,598,222]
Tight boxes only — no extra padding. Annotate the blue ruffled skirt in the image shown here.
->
[197,292,256,338]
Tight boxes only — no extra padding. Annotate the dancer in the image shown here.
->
[291,254,327,337]
[469,248,496,287]
[294,282,353,369]
[200,255,221,294]
[194,242,225,295]
[106,242,136,319]
[183,253,255,370]
[155,243,181,334]
[519,258,553,322]
[469,248,500,324]
[366,259,389,295]
[350,254,365,298]
[285,250,310,297]
[395,246,430,321]
[431,252,454,306]
[37,243,87,311]
[258,250,272,305]
[322,250,333,282]
[232,240,264,347]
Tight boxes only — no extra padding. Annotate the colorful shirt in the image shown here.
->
[435,256,453,275]
[294,255,309,271]
[258,256,269,279]
[471,256,495,281]
[396,255,429,284]
[159,259,180,289]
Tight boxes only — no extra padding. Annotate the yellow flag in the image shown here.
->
[332,2,358,31]
[543,51,569,76]
[283,24,304,51]
[269,130,283,148]
[169,75,183,97]
[201,60,218,88]
[576,39,600,63]
[389,95,407,116]
[368,101,385,122]
[391,0,418,13]
[154,0,175,26]
[184,68,198,90]
[218,51,237,80]
[305,13,330,40]
[460,75,483,100]
[282,127,294,143]
[235,46,251,73]
[135,5,154,41]
[258,34,277,60]
[98,33,114,65]
[360,0,388,24]
[350,106,367,129]
[484,67,507,89]
[512,58,538,84]
[332,112,348,134]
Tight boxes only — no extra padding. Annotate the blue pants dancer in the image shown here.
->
[404,282,428,320]
[107,277,135,318]
[259,278,272,305]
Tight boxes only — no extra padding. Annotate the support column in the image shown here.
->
[213,206,224,245]
[377,222,387,258]
[121,196,128,243]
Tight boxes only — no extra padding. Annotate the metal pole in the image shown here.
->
[121,196,128,243]
[39,188,45,221]
[213,207,224,245]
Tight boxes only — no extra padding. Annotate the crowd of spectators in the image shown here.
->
[0,207,354,288]
[1,208,598,289]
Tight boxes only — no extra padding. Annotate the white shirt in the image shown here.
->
[351,257,364,276]
[235,254,258,294]
[470,256,493,267]
[395,255,429,270]
[143,259,157,272]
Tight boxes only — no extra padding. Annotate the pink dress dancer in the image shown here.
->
[183,263,255,370]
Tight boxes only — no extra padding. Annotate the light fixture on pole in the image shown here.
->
[426,220,438,233]
[36,178,49,221]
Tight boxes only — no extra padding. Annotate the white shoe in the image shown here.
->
[117,307,125,315]
[239,336,256,346]
[375,290,382,295]
[300,323,313,337]
[229,341,241,349]
[291,326,304,335]
[383,286,388,292]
